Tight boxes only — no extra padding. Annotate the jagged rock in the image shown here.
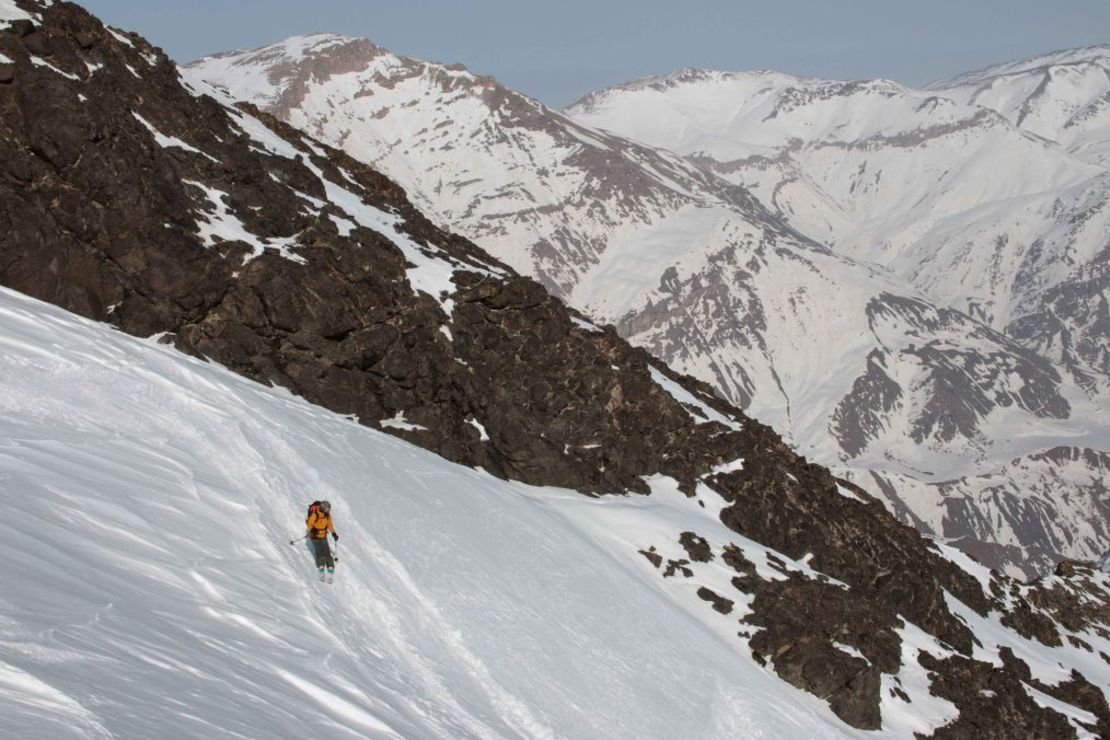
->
[678,531,713,562]
[1026,669,1110,739]
[1002,560,1110,646]
[721,543,757,577]
[8,18,34,36]
[999,600,1064,647]
[921,650,1077,740]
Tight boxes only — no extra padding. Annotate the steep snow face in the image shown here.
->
[0,286,865,739]
[567,65,1110,391]
[4,286,1109,738]
[185,39,1108,578]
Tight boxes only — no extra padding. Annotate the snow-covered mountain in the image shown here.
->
[567,64,1110,390]
[186,38,1108,579]
[932,45,1110,168]
[3,2,1110,734]
[185,35,757,296]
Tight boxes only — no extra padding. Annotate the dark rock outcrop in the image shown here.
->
[695,587,734,614]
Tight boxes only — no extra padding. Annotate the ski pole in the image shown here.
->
[289,533,309,546]
[333,539,340,563]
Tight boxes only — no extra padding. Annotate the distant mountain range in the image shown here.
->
[186,40,1108,579]
[569,51,1110,389]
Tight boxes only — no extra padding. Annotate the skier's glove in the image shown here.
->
[332,533,339,542]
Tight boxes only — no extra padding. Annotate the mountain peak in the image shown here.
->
[567,67,760,113]
[188,32,368,69]
[565,67,897,115]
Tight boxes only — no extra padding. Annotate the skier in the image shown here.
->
[306,500,339,582]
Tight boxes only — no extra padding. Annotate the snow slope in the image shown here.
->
[186,39,1109,578]
[0,285,867,739]
[3,285,1107,737]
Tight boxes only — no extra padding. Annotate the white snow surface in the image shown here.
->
[183,179,305,264]
[132,111,219,162]
[0,0,41,28]
[567,62,1110,376]
[105,26,132,48]
[378,411,427,432]
[467,417,490,441]
[1022,683,1100,738]
[228,106,301,160]
[649,366,742,431]
[0,286,868,739]
[932,45,1110,167]
[878,622,960,737]
[29,55,78,81]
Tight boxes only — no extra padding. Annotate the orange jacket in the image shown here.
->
[307,511,336,540]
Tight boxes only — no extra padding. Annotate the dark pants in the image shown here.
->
[312,538,334,569]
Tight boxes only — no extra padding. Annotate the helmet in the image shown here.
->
[319,500,332,513]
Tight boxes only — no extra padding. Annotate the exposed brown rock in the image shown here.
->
[678,531,713,562]
[663,559,693,578]
[921,650,1077,739]
[695,587,733,614]
[638,548,662,569]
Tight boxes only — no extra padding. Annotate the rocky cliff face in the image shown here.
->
[2,2,1108,735]
[185,35,1107,581]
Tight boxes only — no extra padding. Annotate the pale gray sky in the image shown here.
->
[80,0,1110,106]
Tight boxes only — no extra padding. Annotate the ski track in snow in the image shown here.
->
[0,286,868,739]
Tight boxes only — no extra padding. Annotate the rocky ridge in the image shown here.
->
[1,1,1108,735]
